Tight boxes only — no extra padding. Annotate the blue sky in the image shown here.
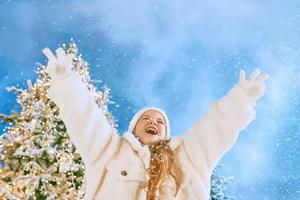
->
[1,0,300,199]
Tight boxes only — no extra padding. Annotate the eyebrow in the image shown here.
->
[142,115,164,121]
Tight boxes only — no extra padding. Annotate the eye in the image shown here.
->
[158,121,165,125]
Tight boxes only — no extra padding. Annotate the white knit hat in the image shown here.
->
[128,107,171,139]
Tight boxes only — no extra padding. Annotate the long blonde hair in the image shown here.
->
[141,140,182,200]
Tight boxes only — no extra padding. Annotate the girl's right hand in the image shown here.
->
[43,47,74,82]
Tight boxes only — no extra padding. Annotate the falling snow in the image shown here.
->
[0,0,300,199]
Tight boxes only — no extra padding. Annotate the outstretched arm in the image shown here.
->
[43,48,118,165]
[182,69,269,174]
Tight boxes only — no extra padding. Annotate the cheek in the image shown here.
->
[160,124,166,131]
[158,126,166,137]
[135,125,147,138]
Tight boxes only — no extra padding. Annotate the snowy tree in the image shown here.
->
[0,42,113,199]
[210,166,235,200]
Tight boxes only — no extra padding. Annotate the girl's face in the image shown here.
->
[133,110,167,145]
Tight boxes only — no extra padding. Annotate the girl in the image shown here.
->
[43,47,269,200]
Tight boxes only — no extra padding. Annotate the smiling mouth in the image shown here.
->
[145,127,158,135]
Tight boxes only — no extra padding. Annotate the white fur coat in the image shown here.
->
[47,72,256,200]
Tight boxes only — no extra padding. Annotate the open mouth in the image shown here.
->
[145,127,158,135]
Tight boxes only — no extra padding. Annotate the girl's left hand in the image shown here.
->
[238,69,269,101]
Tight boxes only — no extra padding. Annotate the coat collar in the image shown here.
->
[122,131,182,152]
[122,131,149,154]
[122,132,189,187]
[122,132,182,163]
[122,131,151,167]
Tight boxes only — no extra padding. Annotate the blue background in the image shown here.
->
[1,0,300,199]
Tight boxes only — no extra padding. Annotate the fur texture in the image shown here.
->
[48,72,256,200]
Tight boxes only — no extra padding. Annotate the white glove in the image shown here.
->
[238,69,269,102]
[42,47,74,83]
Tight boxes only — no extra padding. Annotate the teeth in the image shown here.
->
[146,127,157,135]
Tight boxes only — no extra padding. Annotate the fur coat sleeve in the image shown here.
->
[47,72,117,165]
[182,84,256,174]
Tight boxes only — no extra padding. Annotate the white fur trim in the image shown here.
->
[128,107,171,139]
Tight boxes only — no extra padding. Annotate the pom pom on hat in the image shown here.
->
[128,107,171,139]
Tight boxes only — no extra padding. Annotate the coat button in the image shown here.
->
[121,170,128,176]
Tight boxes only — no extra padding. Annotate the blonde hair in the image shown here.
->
[141,140,182,200]
[131,108,181,198]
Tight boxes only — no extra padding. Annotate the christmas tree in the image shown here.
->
[0,42,114,199]
[0,42,234,199]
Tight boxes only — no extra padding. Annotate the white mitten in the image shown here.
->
[238,69,269,102]
[43,47,74,82]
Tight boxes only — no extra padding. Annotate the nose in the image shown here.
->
[147,118,157,125]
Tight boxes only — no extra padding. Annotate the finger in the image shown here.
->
[55,47,66,59]
[257,83,266,96]
[239,70,246,84]
[257,73,269,82]
[249,68,261,81]
[55,48,68,67]
[43,48,56,60]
